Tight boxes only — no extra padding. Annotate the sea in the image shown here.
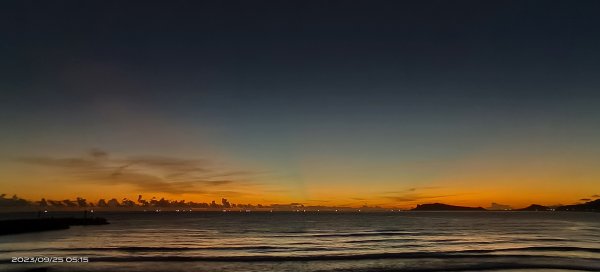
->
[1,211,600,272]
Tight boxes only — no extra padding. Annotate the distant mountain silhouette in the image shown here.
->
[412,203,486,211]
[556,199,600,212]
[516,204,551,211]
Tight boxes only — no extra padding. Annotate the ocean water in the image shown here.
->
[1,211,600,272]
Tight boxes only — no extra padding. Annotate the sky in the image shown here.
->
[1,0,600,209]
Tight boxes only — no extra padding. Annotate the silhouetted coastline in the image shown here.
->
[411,203,486,211]
[2,194,600,213]
[516,204,552,211]
[556,199,600,212]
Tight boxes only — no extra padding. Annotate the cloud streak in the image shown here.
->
[380,186,463,203]
[384,194,459,202]
[15,149,262,195]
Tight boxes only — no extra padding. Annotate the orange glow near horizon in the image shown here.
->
[2,139,599,210]
[3,165,598,210]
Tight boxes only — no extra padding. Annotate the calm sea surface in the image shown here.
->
[1,211,600,272]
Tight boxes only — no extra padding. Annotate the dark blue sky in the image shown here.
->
[1,1,600,206]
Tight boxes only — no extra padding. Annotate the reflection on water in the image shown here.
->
[1,212,600,271]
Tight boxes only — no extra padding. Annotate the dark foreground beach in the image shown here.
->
[1,211,600,272]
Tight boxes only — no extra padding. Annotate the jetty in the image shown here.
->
[0,217,109,235]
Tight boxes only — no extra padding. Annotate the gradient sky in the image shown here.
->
[2,1,600,209]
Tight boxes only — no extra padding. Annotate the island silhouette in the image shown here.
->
[411,203,486,211]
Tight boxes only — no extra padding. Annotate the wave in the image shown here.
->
[275,231,420,238]
[2,248,600,272]
[317,262,600,272]
[463,246,600,254]
[342,237,568,245]
[344,238,419,244]
[0,245,289,252]
[3,259,600,272]
[0,245,342,253]
[4,245,600,254]
[77,252,600,263]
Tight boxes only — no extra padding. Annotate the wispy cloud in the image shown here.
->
[384,194,458,202]
[487,202,513,210]
[15,149,263,195]
[385,186,442,195]
[381,186,458,203]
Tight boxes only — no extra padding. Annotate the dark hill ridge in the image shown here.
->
[556,199,600,211]
[412,203,486,211]
[413,199,600,212]
[516,204,551,211]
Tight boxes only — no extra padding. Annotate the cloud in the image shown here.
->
[0,194,30,207]
[121,156,209,174]
[308,199,331,203]
[592,195,600,198]
[385,186,443,195]
[15,149,261,195]
[89,171,206,194]
[204,180,234,186]
[381,186,455,202]
[89,148,108,159]
[487,202,512,210]
[16,157,99,168]
[580,198,591,202]
[384,193,458,202]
